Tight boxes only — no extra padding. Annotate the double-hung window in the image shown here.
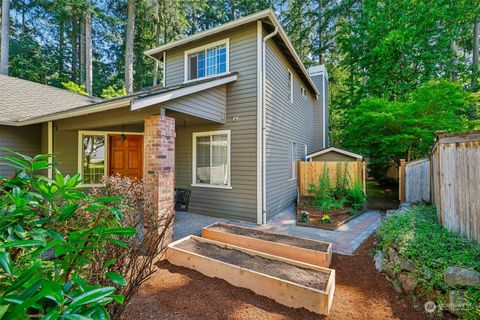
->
[185,39,229,82]
[78,131,107,186]
[192,130,231,188]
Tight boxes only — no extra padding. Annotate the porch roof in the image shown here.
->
[6,73,237,126]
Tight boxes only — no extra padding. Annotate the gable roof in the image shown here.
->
[8,72,237,126]
[306,147,363,160]
[144,9,319,96]
[0,74,99,125]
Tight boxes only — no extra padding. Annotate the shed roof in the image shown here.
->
[306,147,363,160]
[0,74,99,125]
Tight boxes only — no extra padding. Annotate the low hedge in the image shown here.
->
[376,205,480,319]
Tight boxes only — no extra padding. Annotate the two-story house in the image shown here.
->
[0,9,328,225]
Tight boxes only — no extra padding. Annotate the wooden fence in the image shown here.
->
[399,158,431,203]
[297,160,366,196]
[399,130,480,243]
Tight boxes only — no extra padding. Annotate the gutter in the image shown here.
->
[257,21,279,225]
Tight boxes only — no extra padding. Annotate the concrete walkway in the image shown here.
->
[174,206,381,255]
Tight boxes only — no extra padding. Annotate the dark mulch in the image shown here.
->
[122,235,427,320]
[367,180,400,210]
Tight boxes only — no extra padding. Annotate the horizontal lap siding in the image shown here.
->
[169,24,258,222]
[162,86,226,123]
[265,39,316,219]
[0,124,42,176]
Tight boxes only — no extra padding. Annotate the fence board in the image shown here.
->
[298,161,365,197]
[405,134,480,244]
[405,158,431,203]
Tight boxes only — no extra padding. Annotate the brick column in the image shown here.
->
[144,114,176,248]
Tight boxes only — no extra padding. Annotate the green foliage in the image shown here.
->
[101,86,127,99]
[340,80,478,179]
[345,181,366,208]
[0,148,134,319]
[377,205,480,318]
[308,163,366,212]
[61,81,88,96]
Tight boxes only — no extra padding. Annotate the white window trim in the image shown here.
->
[301,86,307,99]
[77,130,144,187]
[289,140,297,181]
[192,129,232,189]
[184,38,230,84]
[288,69,293,103]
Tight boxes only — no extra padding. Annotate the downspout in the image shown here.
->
[261,24,279,225]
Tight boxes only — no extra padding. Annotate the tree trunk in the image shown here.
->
[125,0,135,94]
[0,0,10,75]
[71,17,78,82]
[80,20,86,85]
[59,18,65,75]
[85,4,93,95]
[451,40,459,82]
[152,19,161,86]
[472,20,479,90]
[317,0,323,65]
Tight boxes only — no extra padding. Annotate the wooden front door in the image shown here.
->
[109,134,143,179]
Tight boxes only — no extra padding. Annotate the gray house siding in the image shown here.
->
[166,23,259,222]
[161,85,226,123]
[264,38,317,219]
[0,124,42,176]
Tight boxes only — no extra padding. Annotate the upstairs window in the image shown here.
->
[185,39,229,82]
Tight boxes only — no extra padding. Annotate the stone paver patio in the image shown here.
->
[174,206,381,255]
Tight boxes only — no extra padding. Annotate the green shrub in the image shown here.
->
[376,205,480,319]
[0,149,135,319]
[307,163,366,213]
[312,196,346,211]
[345,180,367,207]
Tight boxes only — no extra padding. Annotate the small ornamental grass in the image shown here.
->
[376,205,480,319]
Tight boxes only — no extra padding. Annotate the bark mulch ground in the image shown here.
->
[122,235,427,320]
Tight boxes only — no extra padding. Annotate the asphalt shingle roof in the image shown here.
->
[0,75,99,124]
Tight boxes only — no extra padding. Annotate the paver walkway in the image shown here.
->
[174,206,381,255]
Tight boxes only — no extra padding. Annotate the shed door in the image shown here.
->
[109,135,143,179]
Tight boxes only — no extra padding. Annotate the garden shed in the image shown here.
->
[306,147,363,162]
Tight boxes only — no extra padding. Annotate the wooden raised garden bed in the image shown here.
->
[166,235,336,315]
[201,223,332,267]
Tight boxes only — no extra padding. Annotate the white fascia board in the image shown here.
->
[131,74,237,111]
[306,147,363,160]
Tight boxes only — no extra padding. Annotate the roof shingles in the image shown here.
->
[0,75,99,124]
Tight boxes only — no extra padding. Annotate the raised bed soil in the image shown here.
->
[207,223,330,252]
[176,237,330,291]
